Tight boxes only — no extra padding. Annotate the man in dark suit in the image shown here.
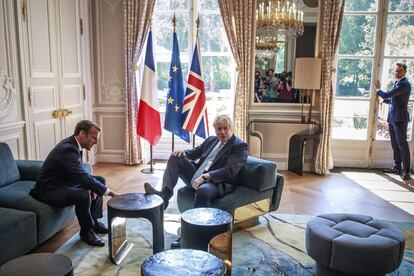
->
[145,114,248,209]
[30,120,118,246]
[375,62,412,180]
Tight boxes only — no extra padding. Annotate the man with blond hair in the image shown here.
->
[145,114,248,209]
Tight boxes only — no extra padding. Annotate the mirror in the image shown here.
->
[254,0,319,104]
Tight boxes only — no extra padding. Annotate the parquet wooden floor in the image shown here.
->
[34,163,414,253]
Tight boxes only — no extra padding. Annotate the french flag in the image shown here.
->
[137,30,161,146]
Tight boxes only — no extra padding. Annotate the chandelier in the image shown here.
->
[255,37,280,59]
[256,0,304,39]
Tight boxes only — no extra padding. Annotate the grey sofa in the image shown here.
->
[0,142,76,266]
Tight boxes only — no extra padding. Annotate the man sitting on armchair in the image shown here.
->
[145,114,248,209]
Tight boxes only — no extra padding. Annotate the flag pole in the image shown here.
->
[137,20,161,174]
[192,15,198,150]
[192,134,195,148]
[141,145,154,174]
[171,14,176,154]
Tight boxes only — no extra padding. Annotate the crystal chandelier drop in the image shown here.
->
[255,37,280,59]
[256,0,304,39]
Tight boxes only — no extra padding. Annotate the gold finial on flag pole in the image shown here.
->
[196,14,200,29]
[172,13,177,32]
[148,17,152,28]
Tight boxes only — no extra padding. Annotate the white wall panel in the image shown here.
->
[64,112,83,137]
[59,0,81,78]
[34,119,60,160]
[27,0,55,78]
[98,114,125,152]
[0,132,25,159]
[32,86,57,112]
[63,85,82,107]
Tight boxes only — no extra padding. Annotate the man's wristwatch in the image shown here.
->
[201,175,208,181]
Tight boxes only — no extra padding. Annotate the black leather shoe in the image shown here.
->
[144,183,169,210]
[383,167,402,174]
[80,230,105,247]
[93,221,108,234]
[170,236,181,249]
[402,173,411,180]
[144,182,162,197]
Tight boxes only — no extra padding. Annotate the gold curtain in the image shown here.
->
[218,0,254,142]
[314,0,345,174]
[124,0,155,165]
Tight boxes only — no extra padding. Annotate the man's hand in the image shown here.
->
[374,80,381,90]
[192,176,204,190]
[172,150,186,157]
[108,190,119,197]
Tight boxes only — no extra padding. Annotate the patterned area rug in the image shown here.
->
[232,214,414,276]
[57,213,414,275]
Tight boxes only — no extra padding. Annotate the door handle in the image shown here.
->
[62,109,72,117]
[52,109,62,118]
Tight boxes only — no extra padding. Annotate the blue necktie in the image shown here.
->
[191,141,224,184]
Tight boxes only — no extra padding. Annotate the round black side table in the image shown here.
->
[181,207,232,251]
[0,253,73,276]
[141,249,225,276]
[107,193,164,264]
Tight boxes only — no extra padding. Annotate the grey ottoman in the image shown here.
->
[306,213,405,276]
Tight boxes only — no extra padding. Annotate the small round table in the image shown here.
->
[107,193,164,265]
[141,249,225,276]
[0,253,73,276]
[181,207,232,251]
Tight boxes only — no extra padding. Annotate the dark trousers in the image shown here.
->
[162,155,218,207]
[34,176,105,237]
[389,121,411,173]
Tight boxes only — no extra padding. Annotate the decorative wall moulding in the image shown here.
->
[93,107,125,113]
[0,71,17,119]
[101,70,125,103]
[0,121,26,131]
[103,0,122,15]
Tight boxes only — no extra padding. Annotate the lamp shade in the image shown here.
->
[293,58,322,90]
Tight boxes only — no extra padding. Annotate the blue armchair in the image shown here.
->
[176,156,284,226]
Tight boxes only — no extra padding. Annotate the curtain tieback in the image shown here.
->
[131,63,138,72]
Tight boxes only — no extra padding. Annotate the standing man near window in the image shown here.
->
[375,62,412,180]
[30,120,119,246]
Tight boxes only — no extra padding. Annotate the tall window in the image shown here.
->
[148,0,235,158]
[152,0,235,129]
[333,0,414,141]
[376,0,414,140]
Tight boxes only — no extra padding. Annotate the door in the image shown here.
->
[56,0,84,138]
[21,0,61,159]
[19,0,85,159]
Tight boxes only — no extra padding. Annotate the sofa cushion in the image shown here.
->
[16,160,44,181]
[0,180,75,243]
[0,207,37,266]
[237,156,276,192]
[177,185,273,215]
[0,143,20,188]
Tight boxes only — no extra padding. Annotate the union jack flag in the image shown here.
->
[182,34,209,139]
